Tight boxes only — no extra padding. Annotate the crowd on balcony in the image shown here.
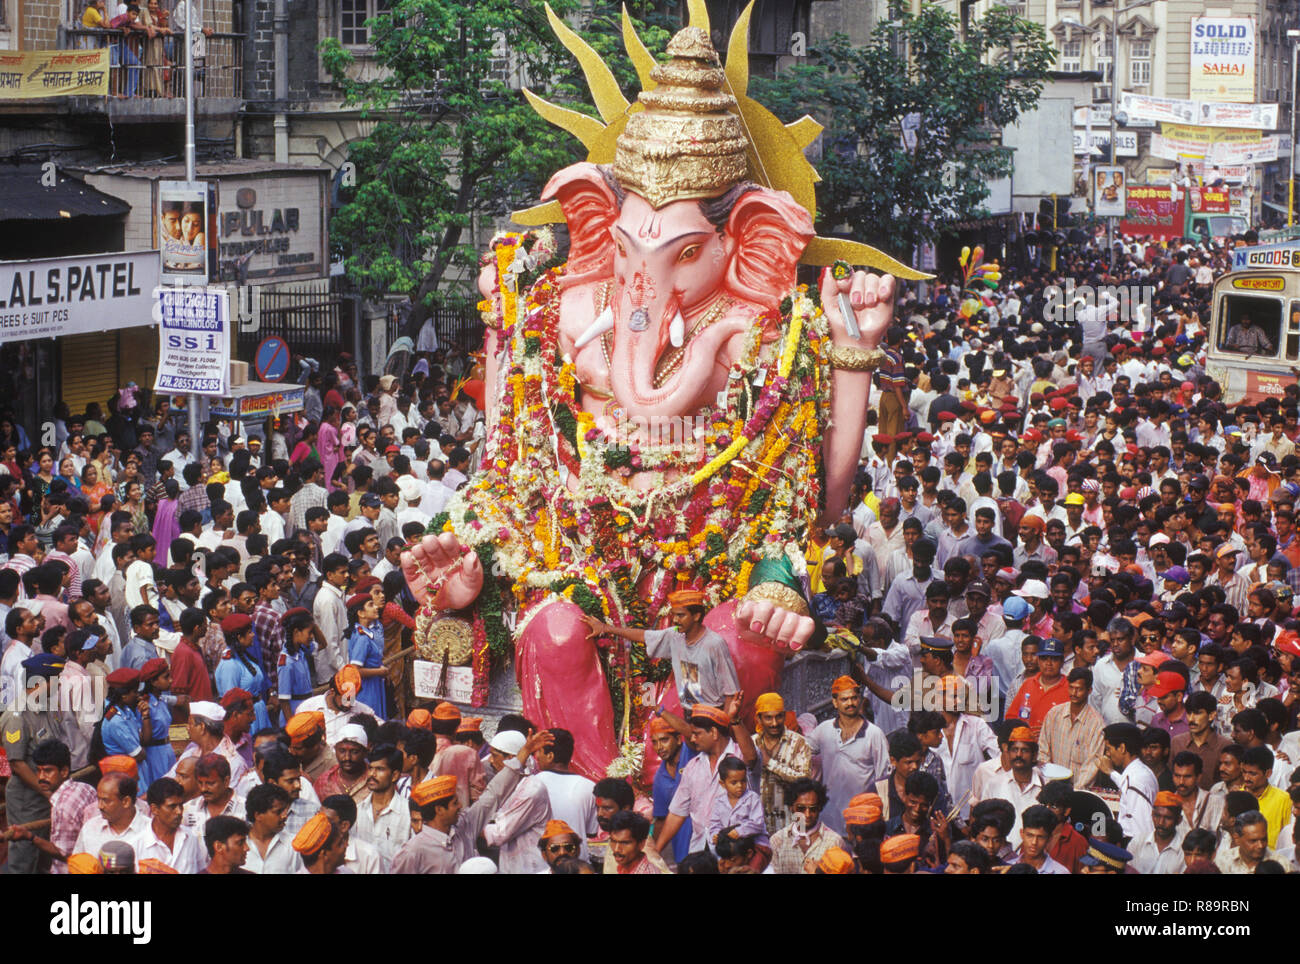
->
[72,0,212,99]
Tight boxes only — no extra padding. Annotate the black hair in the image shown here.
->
[592,777,634,810]
[204,816,250,858]
[607,809,650,843]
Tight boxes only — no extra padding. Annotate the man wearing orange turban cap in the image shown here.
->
[583,587,740,713]
[752,691,814,834]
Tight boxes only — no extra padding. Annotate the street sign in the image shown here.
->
[153,287,230,396]
[254,335,291,383]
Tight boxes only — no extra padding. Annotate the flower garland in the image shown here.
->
[436,233,831,732]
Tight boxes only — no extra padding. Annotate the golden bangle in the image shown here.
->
[744,581,812,618]
[827,345,884,372]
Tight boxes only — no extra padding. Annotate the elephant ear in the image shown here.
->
[540,162,618,281]
[723,189,815,310]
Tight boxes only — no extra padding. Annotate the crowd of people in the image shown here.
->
[2,229,1299,875]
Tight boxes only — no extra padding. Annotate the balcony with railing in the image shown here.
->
[0,24,245,120]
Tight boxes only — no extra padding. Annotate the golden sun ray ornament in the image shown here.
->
[514,1,929,280]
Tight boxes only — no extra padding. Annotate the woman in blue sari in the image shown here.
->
[346,591,389,717]
[214,612,276,732]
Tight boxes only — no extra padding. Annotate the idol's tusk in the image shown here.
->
[669,309,686,348]
[574,306,614,348]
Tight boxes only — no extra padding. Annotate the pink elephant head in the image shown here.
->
[544,162,814,419]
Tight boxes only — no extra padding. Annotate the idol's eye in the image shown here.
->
[678,244,701,263]
[615,239,626,257]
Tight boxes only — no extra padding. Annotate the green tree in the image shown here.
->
[322,0,590,327]
[321,1,676,330]
[751,4,1055,260]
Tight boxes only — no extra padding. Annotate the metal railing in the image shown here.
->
[59,27,243,100]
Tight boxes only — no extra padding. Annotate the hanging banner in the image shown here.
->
[1120,93,1198,126]
[0,251,158,343]
[158,180,218,286]
[1190,17,1256,103]
[1211,134,1278,165]
[1093,166,1127,218]
[1197,101,1278,130]
[0,50,110,99]
[154,287,231,396]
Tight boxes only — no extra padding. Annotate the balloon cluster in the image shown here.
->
[958,245,1001,292]
[955,245,1001,320]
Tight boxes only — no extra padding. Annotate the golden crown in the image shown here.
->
[517,0,928,279]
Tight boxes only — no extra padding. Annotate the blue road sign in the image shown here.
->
[255,336,290,383]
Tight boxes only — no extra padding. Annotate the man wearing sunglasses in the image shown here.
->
[537,819,582,872]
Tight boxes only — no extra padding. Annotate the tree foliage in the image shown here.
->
[321,1,676,326]
[751,4,1055,260]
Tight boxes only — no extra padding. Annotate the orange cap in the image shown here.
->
[334,665,361,698]
[754,692,784,714]
[689,704,731,728]
[880,834,921,863]
[99,755,138,778]
[541,818,578,841]
[406,708,433,730]
[456,716,482,735]
[817,847,855,874]
[1008,726,1034,744]
[849,792,883,810]
[1154,791,1182,810]
[137,858,178,874]
[668,589,706,608]
[843,803,882,826]
[67,853,103,874]
[411,774,458,807]
[292,812,334,855]
[432,701,461,722]
[648,716,675,737]
[831,675,858,695]
[286,711,325,745]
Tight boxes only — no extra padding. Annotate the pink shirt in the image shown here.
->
[668,739,745,853]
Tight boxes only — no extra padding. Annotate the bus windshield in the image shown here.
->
[1217,293,1282,357]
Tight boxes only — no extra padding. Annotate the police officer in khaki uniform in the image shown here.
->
[1,654,68,873]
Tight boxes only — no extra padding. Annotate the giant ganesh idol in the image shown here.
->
[401,1,927,781]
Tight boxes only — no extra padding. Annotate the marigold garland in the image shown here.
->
[434,231,832,735]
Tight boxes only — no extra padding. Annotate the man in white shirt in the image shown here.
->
[1129,790,1188,875]
[1104,722,1158,844]
[352,743,411,863]
[136,777,206,873]
[531,729,599,860]
[310,556,350,685]
[243,782,304,874]
[981,726,1045,846]
[73,772,150,857]
[1091,616,1135,724]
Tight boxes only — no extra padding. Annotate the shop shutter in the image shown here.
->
[61,332,119,416]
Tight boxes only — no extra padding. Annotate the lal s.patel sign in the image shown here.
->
[0,251,158,342]
[217,175,328,284]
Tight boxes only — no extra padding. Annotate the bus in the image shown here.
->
[1206,241,1300,403]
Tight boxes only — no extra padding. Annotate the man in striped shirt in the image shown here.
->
[1037,667,1105,788]
[875,327,909,459]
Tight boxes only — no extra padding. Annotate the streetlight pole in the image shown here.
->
[1289,30,1299,227]
[184,7,200,458]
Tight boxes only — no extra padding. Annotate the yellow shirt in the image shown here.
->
[82,6,103,27]
[805,540,831,595]
[1255,784,1293,848]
